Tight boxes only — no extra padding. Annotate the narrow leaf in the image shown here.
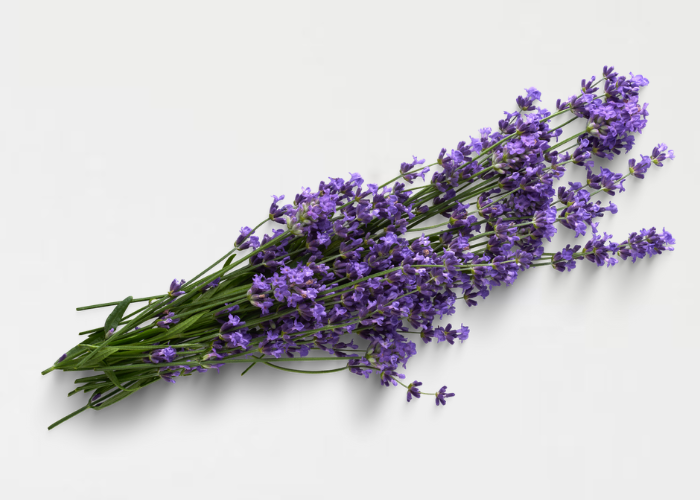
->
[156,312,207,341]
[104,296,133,335]
[223,253,237,269]
[76,346,119,368]
[103,369,137,391]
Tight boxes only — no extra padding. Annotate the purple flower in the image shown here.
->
[524,87,542,101]
[583,232,617,267]
[168,279,186,298]
[311,303,326,322]
[222,330,251,350]
[588,168,625,196]
[532,208,558,241]
[150,347,177,364]
[248,236,261,249]
[651,143,675,166]
[206,363,225,374]
[457,325,469,342]
[219,314,244,333]
[157,312,180,329]
[261,341,283,358]
[202,277,221,292]
[400,156,426,181]
[235,226,256,250]
[407,380,422,402]
[629,73,649,87]
[159,369,180,383]
[628,156,652,179]
[203,346,225,361]
[435,386,455,406]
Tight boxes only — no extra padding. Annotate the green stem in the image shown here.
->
[78,356,351,373]
[48,404,89,431]
[76,295,165,312]
[545,131,585,153]
[263,362,349,375]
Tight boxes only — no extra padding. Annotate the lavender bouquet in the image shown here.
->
[43,65,675,429]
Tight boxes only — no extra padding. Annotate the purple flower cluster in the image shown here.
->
[146,65,675,406]
[550,225,675,271]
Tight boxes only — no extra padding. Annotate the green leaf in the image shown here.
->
[113,327,167,344]
[240,354,262,376]
[82,330,106,343]
[57,345,88,364]
[76,346,119,368]
[104,296,133,335]
[223,253,237,269]
[156,312,207,341]
[88,346,120,364]
[102,369,138,391]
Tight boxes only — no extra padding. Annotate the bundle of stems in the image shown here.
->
[43,65,675,429]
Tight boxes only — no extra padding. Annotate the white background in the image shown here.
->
[1,1,698,499]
